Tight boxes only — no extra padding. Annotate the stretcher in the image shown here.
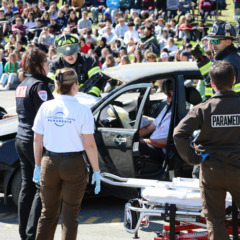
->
[100,173,240,240]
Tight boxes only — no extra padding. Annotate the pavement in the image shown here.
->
[0,90,16,114]
[0,193,163,240]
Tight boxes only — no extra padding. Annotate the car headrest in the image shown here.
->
[185,87,202,106]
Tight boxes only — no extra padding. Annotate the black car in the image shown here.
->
[0,62,202,205]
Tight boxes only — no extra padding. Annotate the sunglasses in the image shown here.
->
[210,39,226,44]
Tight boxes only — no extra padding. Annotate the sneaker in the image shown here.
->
[0,85,3,90]
[3,85,10,91]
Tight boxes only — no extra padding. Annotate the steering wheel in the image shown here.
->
[109,104,124,128]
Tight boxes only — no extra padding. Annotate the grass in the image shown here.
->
[172,0,236,48]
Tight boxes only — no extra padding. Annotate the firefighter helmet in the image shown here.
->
[54,33,79,56]
[208,20,236,40]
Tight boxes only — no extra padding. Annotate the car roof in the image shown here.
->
[102,62,201,83]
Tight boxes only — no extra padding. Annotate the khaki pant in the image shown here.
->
[200,159,240,240]
[36,153,88,240]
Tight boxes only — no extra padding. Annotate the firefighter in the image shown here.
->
[206,20,240,97]
[48,33,104,97]
[191,20,240,98]
[173,61,240,240]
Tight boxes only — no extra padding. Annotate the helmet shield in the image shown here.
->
[56,43,79,56]
[55,33,79,56]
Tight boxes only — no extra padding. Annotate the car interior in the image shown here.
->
[95,77,204,180]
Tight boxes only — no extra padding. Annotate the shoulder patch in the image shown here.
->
[16,86,27,98]
[38,90,48,102]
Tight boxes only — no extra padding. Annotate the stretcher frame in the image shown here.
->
[100,173,240,240]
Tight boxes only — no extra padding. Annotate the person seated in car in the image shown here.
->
[139,79,173,163]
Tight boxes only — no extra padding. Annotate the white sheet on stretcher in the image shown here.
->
[141,178,232,209]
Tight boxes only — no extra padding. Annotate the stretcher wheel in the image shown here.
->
[124,199,139,230]
[124,205,137,230]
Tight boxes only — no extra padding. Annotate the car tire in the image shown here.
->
[11,168,22,206]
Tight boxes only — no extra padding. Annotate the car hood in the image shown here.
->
[102,62,200,83]
[0,116,18,137]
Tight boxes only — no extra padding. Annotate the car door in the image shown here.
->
[93,83,152,178]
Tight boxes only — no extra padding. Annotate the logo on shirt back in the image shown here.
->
[47,112,76,127]
[211,114,240,127]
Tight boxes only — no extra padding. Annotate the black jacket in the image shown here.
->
[16,73,54,142]
[49,52,99,85]
[174,90,240,167]
[215,44,240,85]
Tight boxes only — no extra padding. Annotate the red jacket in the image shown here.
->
[80,43,91,54]
[199,0,213,11]
[178,23,193,32]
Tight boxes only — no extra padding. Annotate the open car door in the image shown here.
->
[93,83,152,179]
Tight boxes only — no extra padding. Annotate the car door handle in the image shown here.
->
[113,137,127,144]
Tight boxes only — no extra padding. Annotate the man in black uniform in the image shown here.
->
[205,20,240,97]
[15,49,54,240]
[49,33,104,97]
[173,61,240,240]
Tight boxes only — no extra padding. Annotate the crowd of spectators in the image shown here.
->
[0,0,230,91]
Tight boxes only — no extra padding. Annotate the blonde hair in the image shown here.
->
[8,53,17,72]
[55,68,78,94]
[134,17,141,25]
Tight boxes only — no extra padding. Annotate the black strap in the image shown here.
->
[169,204,176,240]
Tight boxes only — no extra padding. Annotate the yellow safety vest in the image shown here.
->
[205,83,240,97]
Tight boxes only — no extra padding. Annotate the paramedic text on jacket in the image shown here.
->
[173,61,240,240]
[48,33,103,97]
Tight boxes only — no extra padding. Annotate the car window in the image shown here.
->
[97,89,148,129]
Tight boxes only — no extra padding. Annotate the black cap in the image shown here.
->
[181,51,192,58]
[127,22,135,27]
[185,43,192,48]
[14,10,20,15]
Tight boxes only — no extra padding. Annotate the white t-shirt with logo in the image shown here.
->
[32,94,95,153]
[150,107,171,140]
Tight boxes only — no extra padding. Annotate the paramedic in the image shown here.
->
[15,48,54,240]
[139,79,173,163]
[32,68,100,240]
[173,61,240,240]
[48,33,104,97]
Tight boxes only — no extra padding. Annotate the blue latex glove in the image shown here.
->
[33,165,41,185]
[200,153,210,162]
[91,170,101,194]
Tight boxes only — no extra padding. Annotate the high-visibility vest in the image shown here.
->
[205,83,240,97]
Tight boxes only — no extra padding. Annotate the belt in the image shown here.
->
[45,150,83,156]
